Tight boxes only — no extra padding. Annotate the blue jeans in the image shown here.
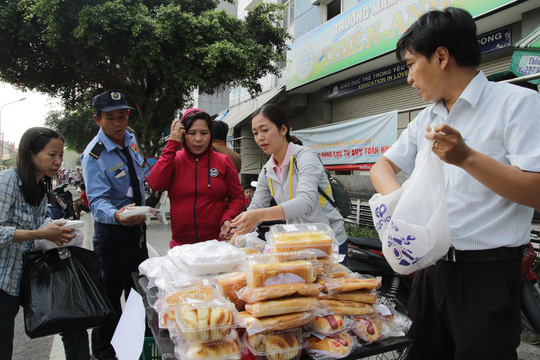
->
[0,290,20,360]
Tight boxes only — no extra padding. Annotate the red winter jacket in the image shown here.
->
[148,139,244,247]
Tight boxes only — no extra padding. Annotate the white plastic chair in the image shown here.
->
[146,190,169,225]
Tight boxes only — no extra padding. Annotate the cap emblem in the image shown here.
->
[111,92,122,101]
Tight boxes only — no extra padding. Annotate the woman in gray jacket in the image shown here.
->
[231,104,347,255]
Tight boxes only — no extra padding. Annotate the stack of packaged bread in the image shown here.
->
[138,223,411,359]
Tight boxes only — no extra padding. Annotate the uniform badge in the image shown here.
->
[111,92,122,100]
[131,143,138,153]
[209,168,219,178]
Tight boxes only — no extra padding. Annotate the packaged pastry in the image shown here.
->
[324,263,350,278]
[351,305,412,344]
[319,290,377,304]
[239,311,314,335]
[175,299,237,343]
[239,283,321,304]
[268,223,336,259]
[245,328,303,360]
[319,299,374,316]
[159,279,215,323]
[215,272,247,311]
[175,331,242,360]
[245,296,320,318]
[305,332,355,358]
[245,251,319,287]
[318,275,381,293]
[308,314,346,336]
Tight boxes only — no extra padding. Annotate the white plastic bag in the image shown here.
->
[369,139,450,274]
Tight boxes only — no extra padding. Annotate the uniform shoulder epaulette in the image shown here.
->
[89,141,105,159]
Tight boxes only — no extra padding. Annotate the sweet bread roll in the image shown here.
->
[186,339,241,359]
[320,290,377,304]
[311,314,345,335]
[248,260,315,287]
[216,272,247,311]
[319,299,374,316]
[319,277,381,293]
[239,311,313,333]
[179,305,233,343]
[248,331,300,360]
[240,283,320,304]
[245,296,319,317]
[352,315,381,343]
[306,332,353,356]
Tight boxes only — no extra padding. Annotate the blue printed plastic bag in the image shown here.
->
[369,139,451,275]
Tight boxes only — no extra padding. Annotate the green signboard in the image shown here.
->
[286,0,519,90]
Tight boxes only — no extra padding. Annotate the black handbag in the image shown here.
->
[21,247,117,338]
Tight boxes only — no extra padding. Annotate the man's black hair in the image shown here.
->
[213,120,229,141]
[396,7,480,68]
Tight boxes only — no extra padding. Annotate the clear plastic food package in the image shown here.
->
[244,327,303,360]
[174,331,242,360]
[304,331,356,359]
[175,298,238,343]
[267,223,337,259]
[244,251,319,287]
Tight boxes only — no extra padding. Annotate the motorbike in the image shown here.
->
[46,183,77,220]
[347,233,540,358]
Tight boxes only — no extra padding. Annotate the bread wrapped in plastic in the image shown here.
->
[245,297,320,318]
[245,251,319,287]
[319,299,375,316]
[158,278,215,323]
[305,332,356,359]
[239,311,314,335]
[308,314,347,336]
[267,223,337,261]
[324,263,350,278]
[319,275,381,293]
[246,328,302,360]
[239,283,321,304]
[176,299,237,343]
[215,272,247,311]
[319,290,377,304]
[175,331,242,360]
[351,305,412,344]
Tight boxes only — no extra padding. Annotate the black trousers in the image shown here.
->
[91,222,148,359]
[408,259,522,360]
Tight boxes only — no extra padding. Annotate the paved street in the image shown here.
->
[10,187,540,359]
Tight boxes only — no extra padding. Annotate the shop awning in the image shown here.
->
[510,25,540,84]
[222,86,285,129]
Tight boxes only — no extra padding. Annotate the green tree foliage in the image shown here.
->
[45,109,99,153]
[0,0,290,156]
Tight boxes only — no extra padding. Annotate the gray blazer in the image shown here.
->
[248,144,347,244]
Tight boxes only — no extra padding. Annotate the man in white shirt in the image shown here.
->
[370,7,540,360]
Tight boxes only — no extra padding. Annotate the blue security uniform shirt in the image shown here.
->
[81,128,146,224]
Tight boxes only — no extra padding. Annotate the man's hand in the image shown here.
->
[115,203,146,226]
[426,124,472,166]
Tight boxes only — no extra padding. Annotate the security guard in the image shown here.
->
[81,90,148,360]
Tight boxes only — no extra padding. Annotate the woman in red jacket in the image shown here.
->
[148,108,244,247]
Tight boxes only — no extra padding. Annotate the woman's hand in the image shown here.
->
[39,222,76,246]
[231,210,263,235]
[220,220,233,240]
[170,119,185,145]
